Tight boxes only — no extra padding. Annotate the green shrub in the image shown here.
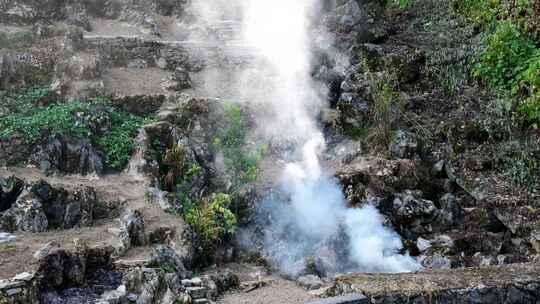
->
[366,77,402,147]
[473,22,537,90]
[515,52,540,96]
[214,102,266,187]
[184,193,237,257]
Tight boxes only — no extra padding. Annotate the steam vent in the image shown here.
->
[1,0,540,303]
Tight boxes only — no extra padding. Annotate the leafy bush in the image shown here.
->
[473,22,537,90]
[184,193,237,259]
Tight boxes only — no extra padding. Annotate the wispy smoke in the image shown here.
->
[188,0,420,275]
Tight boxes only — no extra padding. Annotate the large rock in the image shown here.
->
[0,176,24,212]
[391,191,438,237]
[0,180,97,232]
[0,53,15,90]
[149,245,189,279]
[123,267,189,304]
[32,133,103,175]
[119,209,146,250]
[389,130,418,159]
[38,248,86,289]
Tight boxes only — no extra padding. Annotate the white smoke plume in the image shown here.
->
[188,0,421,274]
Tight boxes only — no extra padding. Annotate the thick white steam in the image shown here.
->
[190,0,420,274]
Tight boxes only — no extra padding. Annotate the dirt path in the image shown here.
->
[214,263,316,304]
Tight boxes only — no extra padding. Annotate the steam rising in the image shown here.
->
[190,0,420,274]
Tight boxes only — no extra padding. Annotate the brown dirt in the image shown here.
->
[0,167,186,280]
[102,67,172,96]
[215,263,315,304]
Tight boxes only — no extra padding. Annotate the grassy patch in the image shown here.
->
[455,0,540,40]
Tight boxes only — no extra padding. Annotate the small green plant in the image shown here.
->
[518,97,540,127]
[478,95,516,140]
[394,0,411,9]
[184,193,237,259]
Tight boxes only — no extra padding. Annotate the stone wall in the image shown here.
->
[324,263,540,304]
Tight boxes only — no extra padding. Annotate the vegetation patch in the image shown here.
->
[0,86,152,170]
[456,0,540,40]
[495,139,540,188]
[184,193,237,264]
[214,102,266,188]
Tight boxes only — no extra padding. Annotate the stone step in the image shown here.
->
[305,293,367,304]
[186,286,207,300]
[193,299,211,304]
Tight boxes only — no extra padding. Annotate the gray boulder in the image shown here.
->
[32,133,103,175]
[392,191,438,237]
[119,209,146,248]
[0,53,15,90]
[0,175,24,212]
[297,275,324,290]
[0,180,97,232]
[389,130,418,159]
[149,245,189,279]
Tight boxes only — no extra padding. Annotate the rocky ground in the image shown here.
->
[1,0,540,303]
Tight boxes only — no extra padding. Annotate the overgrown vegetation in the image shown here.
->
[154,102,264,265]
[0,86,151,170]
[367,78,401,147]
[184,193,237,264]
[214,102,266,188]
[454,0,540,127]
[456,0,540,40]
